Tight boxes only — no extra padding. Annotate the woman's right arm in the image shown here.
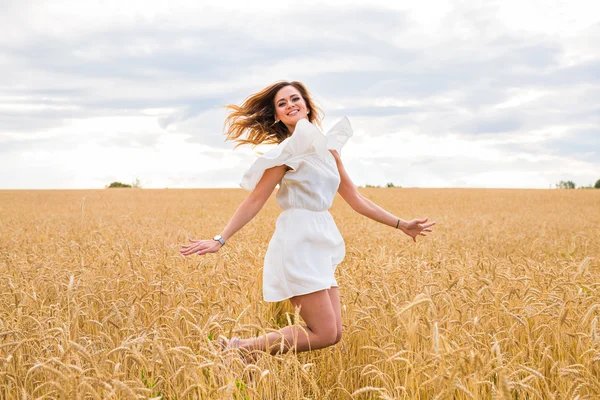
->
[219,164,288,241]
[180,165,288,256]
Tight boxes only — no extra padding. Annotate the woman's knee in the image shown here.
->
[324,328,339,347]
[324,325,343,346]
[320,322,342,346]
[334,328,342,344]
[310,324,338,347]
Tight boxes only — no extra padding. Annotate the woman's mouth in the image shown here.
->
[288,109,299,116]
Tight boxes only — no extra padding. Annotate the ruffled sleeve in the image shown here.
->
[239,119,327,191]
[326,117,353,155]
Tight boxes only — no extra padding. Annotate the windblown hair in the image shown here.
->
[223,81,324,150]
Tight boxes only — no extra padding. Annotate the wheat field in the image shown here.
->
[0,188,599,399]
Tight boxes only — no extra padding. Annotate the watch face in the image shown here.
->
[213,235,221,240]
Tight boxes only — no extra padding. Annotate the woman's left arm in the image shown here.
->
[330,150,436,242]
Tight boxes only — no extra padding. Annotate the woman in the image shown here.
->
[180,81,435,361]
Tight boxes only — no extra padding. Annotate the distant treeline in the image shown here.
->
[106,178,142,188]
[556,180,600,189]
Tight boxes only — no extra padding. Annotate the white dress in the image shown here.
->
[239,117,354,302]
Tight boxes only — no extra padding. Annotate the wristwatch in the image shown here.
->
[213,235,226,246]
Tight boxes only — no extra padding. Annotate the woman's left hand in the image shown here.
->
[400,218,436,242]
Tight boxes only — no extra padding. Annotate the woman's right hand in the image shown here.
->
[179,238,223,256]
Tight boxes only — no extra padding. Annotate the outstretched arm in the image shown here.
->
[330,150,436,242]
[180,165,288,256]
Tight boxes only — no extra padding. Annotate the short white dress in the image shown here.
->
[239,117,353,302]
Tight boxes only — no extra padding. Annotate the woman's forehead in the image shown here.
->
[275,86,301,101]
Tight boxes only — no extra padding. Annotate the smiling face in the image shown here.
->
[273,85,310,133]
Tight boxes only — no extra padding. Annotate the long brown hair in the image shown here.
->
[223,81,324,150]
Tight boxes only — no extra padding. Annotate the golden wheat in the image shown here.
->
[0,188,599,399]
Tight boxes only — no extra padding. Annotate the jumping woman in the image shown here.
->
[179,81,436,361]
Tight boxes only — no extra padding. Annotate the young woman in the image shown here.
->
[180,81,435,360]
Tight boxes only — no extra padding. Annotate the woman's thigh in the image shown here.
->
[289,289,337,336]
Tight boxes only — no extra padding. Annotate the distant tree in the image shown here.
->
[132,178,142,188]
[556,180,575,189]
[386,182,401,188]
[578,185,593,189]
[365,184,381,188]
[595,179,600,189]
[108,181,132,188]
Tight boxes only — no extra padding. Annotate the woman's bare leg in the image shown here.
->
[238,287,340,355]
[327,286,343,343]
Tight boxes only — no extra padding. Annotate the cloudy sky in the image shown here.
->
[1,0,598,189]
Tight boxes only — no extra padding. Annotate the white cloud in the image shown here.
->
[1,0,599,189]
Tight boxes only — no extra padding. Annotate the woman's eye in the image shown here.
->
[292,97,299,102]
